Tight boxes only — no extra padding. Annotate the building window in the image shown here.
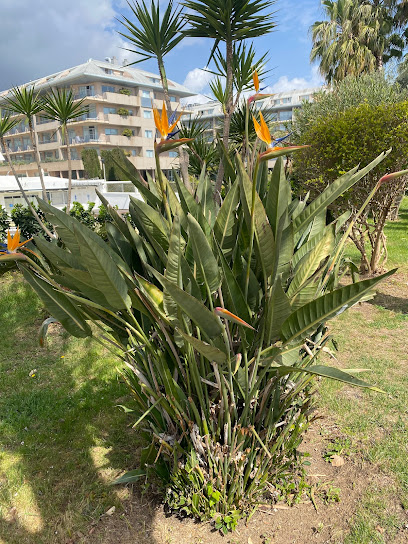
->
[102,85,115,93]
[170,96,176,102]
[169,151,178,158]
[299,94,310,101]
[146,149,154,158]
[104,68,113,74]
[279,111,292,121]
[104,107,117,114]
[143,110,152,119]
[282,97,292,104]
[132,149,137,156]
[150,77,160,84]
[142,90,150,98]
[78,85,95,98]
[105,128,119,135]
[144,130,153,138]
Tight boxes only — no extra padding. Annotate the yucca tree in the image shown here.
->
[0,115,52,238]
[183,0,276,197]
[5,86,47,200]
[118,0,185,114]
[311,0,378,83]
[41,89,88,213]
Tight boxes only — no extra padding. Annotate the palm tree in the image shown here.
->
[182,0,276,196]
[41,89,88,213]
[0,115,53,237]
[118,0,185,114]
[310,0,377,83]
[5,86,47,200]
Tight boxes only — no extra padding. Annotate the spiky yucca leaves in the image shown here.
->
[9,151,395,527]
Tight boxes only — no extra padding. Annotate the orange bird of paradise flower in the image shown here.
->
[0,228,38,259]
[153,101,182,141]
[248,70,273,104]
[253,111,273,146]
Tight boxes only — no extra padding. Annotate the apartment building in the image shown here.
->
[182,86,324,141]
[0,58,194,180]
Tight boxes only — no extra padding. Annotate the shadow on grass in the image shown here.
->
[368,292,408,315]
[0,273,159,544]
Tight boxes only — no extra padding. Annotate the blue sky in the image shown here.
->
[1,0,324,94]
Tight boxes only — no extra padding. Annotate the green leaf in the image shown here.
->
[288,226,335,298]
[176,329,227,363]
[213,178,240,250]
[237,156,275,277]
[38,317,58,347]
[187,214,221,294]
[21,266,92,338]
[264,277,292,344]
[281,269,396,344]
[275,365,382,392]
[164,214,184,318]
[112,469,146,485]
[266,156,291,237]
[195,165,216,226]
[73,224,131,310]
[293,150,390,234]
[148,267,224,339]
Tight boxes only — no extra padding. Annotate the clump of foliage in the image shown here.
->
[11,203,48,240]
[6,144,395,528]
[67,201,96,229]
[122,128,133,138]
[292,75,408,274]
[0,205,9,242]
[81,149,102,179]
[101,148,138,181]
[117,108,130,116]
[119,88,131,96]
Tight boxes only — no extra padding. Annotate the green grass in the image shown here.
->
[0,273,140,543]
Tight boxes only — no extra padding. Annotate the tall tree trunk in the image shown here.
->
[215,39,234,202]
[66,130,73,213]
[157,58,191,191]
[1,136,53,238]
[28,117,47,201]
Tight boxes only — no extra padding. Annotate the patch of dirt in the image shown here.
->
[78,420,403,544]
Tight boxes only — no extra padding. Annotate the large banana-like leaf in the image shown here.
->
[57,267,115,309]
[73,224,131,310]
[274,364,382,392]
[148,267,224,340]
[173,171,211,236]
[213,178,239,250]
[266,157,291,237]
[187,214,221,295]
[264,277,292,344]
[281,269,396,344]
[129,196,170,256]
[164,214,184,318]
[177,329,227,364]
[293,150,390,234]
[288,226,335,298]
[196,165,216,227]
[37,198,81,253]
[237,157,275,278]
[34,237,84,271]
[21,266,92,338]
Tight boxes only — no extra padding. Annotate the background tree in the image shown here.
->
[311,0,407,83]
[81,148,103,179]
[0,114,53,237]
[118,0,184,115]
[5,86,47,200]
[182,0,276,197]
[118,0,189,184]
[292,74,408,273]
[41,88,88,213]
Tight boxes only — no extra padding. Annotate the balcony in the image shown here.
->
[102,92,139,107]
[103,113,139,126]
[38,140,58,151]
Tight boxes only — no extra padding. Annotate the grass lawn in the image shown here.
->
[0,199,407,543]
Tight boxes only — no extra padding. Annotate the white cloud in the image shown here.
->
[267,66,324,93]
[180,94,212,106]
[0,0,128,90]
[183,67,214,94]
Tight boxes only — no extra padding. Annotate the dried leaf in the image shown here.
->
[331,455,345,467]
[105,506,116,516]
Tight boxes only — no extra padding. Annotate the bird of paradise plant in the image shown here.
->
[0,228,33,259]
